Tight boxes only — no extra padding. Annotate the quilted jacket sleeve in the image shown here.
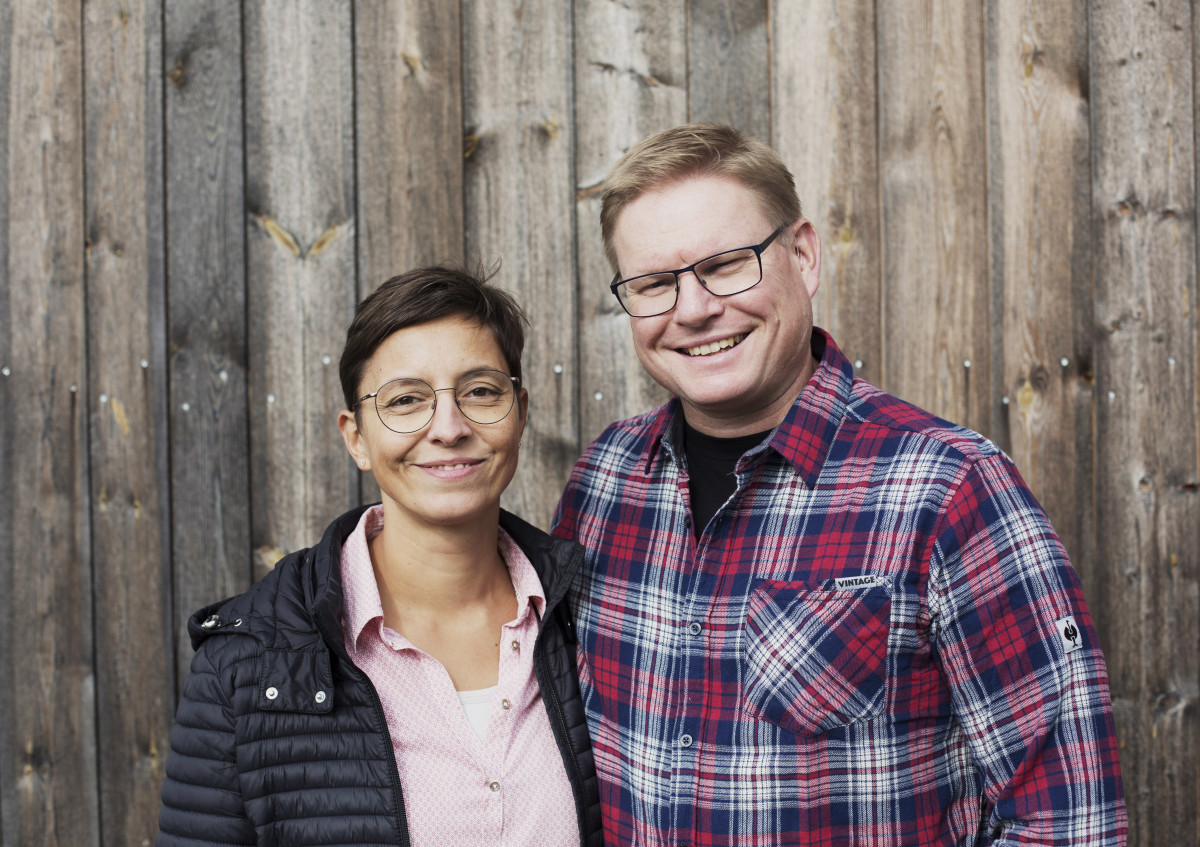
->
[157,641,256,846]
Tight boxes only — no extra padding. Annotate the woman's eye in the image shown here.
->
[386,394,423,408]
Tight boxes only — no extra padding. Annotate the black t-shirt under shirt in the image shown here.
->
[682,420,772,539]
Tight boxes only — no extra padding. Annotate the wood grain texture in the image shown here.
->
[0,2,99,845]
[245,0,358,576]
[1091,2,1199,843]
[772,0,882,387]
[878,0,992,437]
[687,0,770,139]
[463,0,576,528]
[164,0,251,689]
[83,0,172,842]
[355,0,464,284]
[985,2,1096,619]
[573,0,684,446]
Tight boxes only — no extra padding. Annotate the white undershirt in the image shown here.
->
[457,685,498,742]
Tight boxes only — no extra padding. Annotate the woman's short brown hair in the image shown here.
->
[599,123,802,273]
[338,265,527,411]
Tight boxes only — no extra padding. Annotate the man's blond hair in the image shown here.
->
[600,123,802,273]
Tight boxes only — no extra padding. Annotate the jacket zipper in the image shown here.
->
[313,603,412,847]
[535,602,589,846]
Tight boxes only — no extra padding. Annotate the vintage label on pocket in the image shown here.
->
[834,575,880,591]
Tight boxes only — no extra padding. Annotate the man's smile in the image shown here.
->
[682,333,747,357]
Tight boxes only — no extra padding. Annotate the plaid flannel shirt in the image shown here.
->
[553,329,1125,846]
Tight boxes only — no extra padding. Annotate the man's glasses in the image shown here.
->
[353,368,519,434]
[609,224,788,317]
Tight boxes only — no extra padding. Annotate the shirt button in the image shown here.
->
[489,780,501,792]
[501,698,512,710]
[688,622,703,636]
[680,734,693,748]
[510,639,520,651]
[265,687,278,700]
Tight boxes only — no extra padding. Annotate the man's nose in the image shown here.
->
[671,270,723,324]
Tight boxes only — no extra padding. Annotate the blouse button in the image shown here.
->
[510,639,520,651]
[265,687,279,700]
[489,780,501,792]
[501,698,512,710]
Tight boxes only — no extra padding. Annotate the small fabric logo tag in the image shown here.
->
[1056,616,1083,655]
[834,575,879,590]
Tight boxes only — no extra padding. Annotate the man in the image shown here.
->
[553,123,1126,846]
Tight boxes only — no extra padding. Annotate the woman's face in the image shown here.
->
[338,315,527,531]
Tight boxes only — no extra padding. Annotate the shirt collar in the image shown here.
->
[339,505,547,657]
[645,327,853,488]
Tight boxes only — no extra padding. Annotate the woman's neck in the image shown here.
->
[368,500,509,617]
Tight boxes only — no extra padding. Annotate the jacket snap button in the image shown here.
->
[314,690,326,704]
[265,687,279,700]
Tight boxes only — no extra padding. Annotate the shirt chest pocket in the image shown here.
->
[743,582,891,737]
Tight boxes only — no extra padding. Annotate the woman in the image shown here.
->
[157,266,603,846]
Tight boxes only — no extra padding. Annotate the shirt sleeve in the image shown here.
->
[157,643,256,846]
[929,452,1127,845]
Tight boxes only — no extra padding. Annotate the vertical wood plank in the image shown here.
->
[687,0,770,139]
[245,0,357,575]
[1091,2,1199,843]
[353,0,465,508]
[83,0,172,842]
[0,2,99,845]
[878,0,992,437]
[463,0,576,528]
[355,0,464,285]
[984,3,1095,619]
[164,0,251,689]
[573,0,685,444]
[772,0,882,387]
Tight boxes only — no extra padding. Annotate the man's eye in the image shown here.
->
[631,275,674,294]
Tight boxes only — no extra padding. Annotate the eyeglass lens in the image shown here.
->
[619,247,763,316]
[373,369,516,433]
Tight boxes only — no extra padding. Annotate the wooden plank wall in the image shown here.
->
[1,2,1196,844]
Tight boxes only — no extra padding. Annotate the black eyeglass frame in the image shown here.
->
[609,223,789,317]
[352,369,521,434]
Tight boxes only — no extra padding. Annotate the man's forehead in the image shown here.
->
[614,176,772,265]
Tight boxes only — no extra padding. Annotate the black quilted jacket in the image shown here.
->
[157,506,603,846]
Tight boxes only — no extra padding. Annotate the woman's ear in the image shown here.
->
[338,409,369,470]
[517,387,529,436]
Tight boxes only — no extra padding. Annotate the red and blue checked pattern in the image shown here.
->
[553,330,1126,847]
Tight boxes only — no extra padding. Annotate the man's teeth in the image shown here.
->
[685,334,746,357]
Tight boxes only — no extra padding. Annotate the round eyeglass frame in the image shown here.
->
[609,223,788,317]
[353,369,520,434]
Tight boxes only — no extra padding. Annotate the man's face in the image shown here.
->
[612,174,821,437]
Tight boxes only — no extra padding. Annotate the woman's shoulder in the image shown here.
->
[185,546,312,657]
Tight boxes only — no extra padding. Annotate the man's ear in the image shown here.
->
[788,217,821,299]
[338,409,369,470]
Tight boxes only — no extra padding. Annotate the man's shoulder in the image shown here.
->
[577,400,674,467]
[843,377,1001,466]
